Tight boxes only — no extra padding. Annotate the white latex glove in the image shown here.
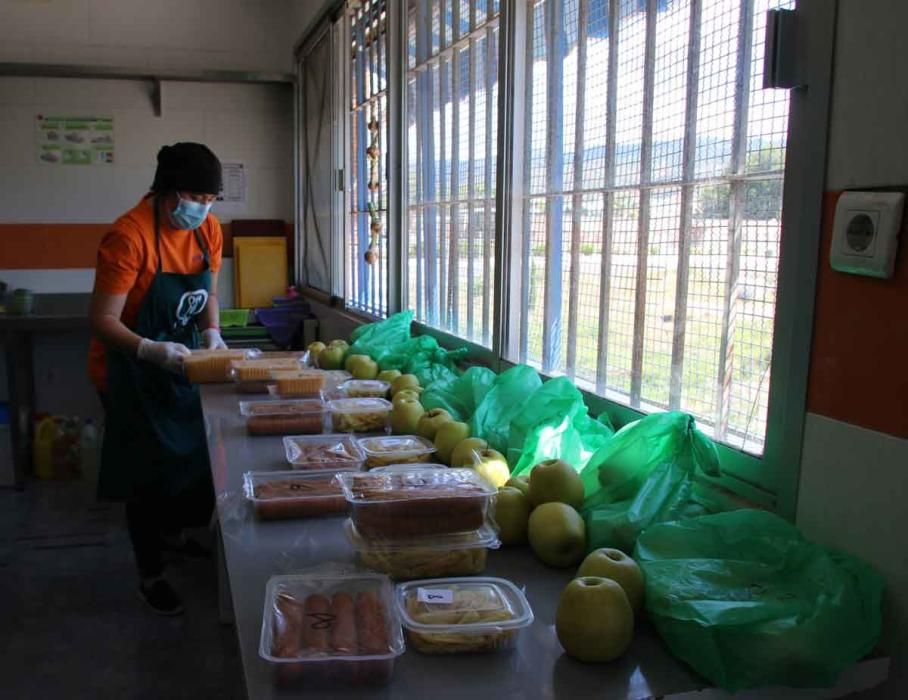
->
[137,338,191,374]
[201,328,228,350]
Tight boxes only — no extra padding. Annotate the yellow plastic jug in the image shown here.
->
[34,417,59,480]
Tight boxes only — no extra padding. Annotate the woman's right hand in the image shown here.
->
[137,338,191,374]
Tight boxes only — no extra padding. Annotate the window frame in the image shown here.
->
[303,0,836,518]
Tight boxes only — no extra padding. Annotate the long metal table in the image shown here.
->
[200,385,888,700]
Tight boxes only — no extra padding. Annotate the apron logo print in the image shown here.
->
[175,289,209,327]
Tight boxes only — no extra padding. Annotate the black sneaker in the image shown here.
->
[138,577,184,616]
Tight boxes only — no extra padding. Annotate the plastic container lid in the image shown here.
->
[337,468,497,504]
[356,435,436,459]
[327,398,393,415]
[240,399,325,417]
[370,463,447,474]
[396,577,534,635]
[259,572,405,664]
[243,470,342,502]
[340,379,390,395]
[345,519,500,552]
[283,434,365,470]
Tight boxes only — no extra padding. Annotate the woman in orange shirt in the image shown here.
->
[89,142,225,615]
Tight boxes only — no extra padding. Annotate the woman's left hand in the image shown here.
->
[201,328,228,350]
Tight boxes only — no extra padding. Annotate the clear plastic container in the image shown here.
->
[240,399,325,436]
[327,398,392,433]
[370,463,447,474]
[345,520,499,579]
[259,572,404,687]
[396,577,534,654]
[322,370,353,398]
[340,379,390,399]
[270,370,326,398]
[337,468,497,538]
[283,434,365,472]
[244,470,347,519]
[184,349,258,383]
[356,435,437,470]
[231,358,302,393]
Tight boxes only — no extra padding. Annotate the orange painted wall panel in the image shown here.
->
[807,191,908,438]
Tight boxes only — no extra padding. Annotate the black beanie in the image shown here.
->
[151,142,223,195]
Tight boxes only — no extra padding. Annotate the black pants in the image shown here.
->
[125,473,214,579]
[100,392,214,579]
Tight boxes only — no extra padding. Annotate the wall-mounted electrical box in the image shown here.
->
[830,191,904,278]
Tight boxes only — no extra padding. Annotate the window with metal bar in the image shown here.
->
[347,0,390,317]
[405,0,501,346]
[511,0,793,455]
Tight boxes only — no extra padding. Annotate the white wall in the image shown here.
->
[796,0,908,694]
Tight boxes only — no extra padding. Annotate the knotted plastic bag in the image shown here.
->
[634,509,884,691]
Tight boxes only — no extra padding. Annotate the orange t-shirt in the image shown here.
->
[88,196,223,392]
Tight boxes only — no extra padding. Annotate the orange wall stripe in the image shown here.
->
[807,191,908,438]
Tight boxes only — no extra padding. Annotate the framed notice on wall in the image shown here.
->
[35,115,115,165]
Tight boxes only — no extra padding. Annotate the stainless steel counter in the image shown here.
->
[200,384,889,700]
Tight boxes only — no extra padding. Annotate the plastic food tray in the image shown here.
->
[321,370,353,398]
[327,398,392,433]
[282,434,365,472]
[244,470,347,519]
[356,435,437,470]
[340,380,391,399]
[337,468,497,538]
[259,572,404,687]
[240,399,326,436]
[184,349,257,383]
[370,463,447,474]
[345,520,499,580]
[270,370,326,398]
[396,577,533,654]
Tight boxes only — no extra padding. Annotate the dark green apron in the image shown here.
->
[98,197,212,501]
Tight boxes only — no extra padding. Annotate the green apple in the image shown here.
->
[390,397,425,435]
[555,577,634,662]
[390,374,420,396]
[473,448,510,487]
[318,345,346,370]
[505,476,530,498]
[416,408,453,441]
[307,341,326,356]
[377,369,402,384]
[528,459,585,510]
[434,421,470,464]
[450,437,489,468]
[495,486,531,545]
[528,502,586,567]
[391,389,422,407]
[328,339,349,351]
[346,354,379,380]
[576,548,645,614]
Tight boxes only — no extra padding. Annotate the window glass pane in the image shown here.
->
[406,0,500,345]
[513,0,793,455]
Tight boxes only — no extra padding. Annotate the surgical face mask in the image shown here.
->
[170,196,212,230]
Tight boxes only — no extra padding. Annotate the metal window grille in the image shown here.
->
[512,0,793,454]
[347,0,390,317]
[406,0,501,346]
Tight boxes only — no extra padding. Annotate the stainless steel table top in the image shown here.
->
[201,384,709,700]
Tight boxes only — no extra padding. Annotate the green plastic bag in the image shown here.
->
[469,365,543,455]
[508,377,614,475]
[585,461,709,553]
[349,310,413,349]
[634,510,884,691]
[420,366,497,423]
[581,411,719,510]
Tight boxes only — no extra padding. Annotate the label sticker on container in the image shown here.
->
[417,588,453,604]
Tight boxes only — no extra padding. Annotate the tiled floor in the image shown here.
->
[0,479,244,700]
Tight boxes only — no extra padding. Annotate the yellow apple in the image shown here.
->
[416,408,454,441]
[473,448,511,487]
[506,475,530,498]
[450,437,489,468]
[434,421,470,464]
[528,459,585,510]
[390,397,425,435]
[495,486,531,545]
[377,369,402,384]
[392,389,422,407]
[306,341,326,356]
[328,339,349,351]
[390,374,420,396]
[576,548,645,614]
[346,354,379,379]
[556,577,634,662]
[528,502,586,567]
[318,345,346,370]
